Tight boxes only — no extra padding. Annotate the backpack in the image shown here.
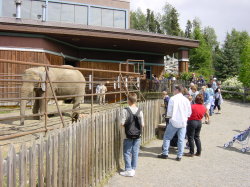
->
[124,107,142,139]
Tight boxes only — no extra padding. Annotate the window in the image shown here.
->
[102,9,114,27]
[61,4,74,23]
[114,10,126,29]
[75,5,87,25]
[1,0,16,17]
[90,7,101,26]
[48,2,61,22]
[30,1,43,20]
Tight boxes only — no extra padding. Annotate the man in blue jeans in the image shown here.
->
[120,93,144,177]
[158,85,192,161]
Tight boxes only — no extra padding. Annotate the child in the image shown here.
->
[214,87,223,113]
[120,93,144,177]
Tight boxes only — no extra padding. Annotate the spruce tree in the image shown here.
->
[239,37,250,87]
[185,20,192,38]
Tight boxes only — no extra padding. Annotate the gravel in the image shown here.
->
[106,101,250,187]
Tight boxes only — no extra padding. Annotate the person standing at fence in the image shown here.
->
[184,94,207,157]
[162,91,170,124]
[212,78,218,91]
[96,84,101,103]
[190,86,199,104]
[120,93,144,177]
[158,85,192,161]
[99,83,107,105]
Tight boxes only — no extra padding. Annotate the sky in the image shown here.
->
[130,0,250,43]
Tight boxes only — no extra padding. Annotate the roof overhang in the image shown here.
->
[0,18,199,55]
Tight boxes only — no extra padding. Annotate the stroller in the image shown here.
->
[224,126,250,153]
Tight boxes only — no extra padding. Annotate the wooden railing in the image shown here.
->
[0,99,161,187]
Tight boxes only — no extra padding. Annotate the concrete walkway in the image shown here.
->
[106,101,250,187]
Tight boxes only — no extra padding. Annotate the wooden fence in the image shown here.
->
[0,99,161,187]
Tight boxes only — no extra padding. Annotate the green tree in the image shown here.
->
[161,3,181,36]
[130,8,147,31]
[203,26,218,50]
[185,20,192,38]
[189,20,213,77]
[215,29,249,80]
[239,37,250,87]
[213,45,226,79]
[146,9,157,33]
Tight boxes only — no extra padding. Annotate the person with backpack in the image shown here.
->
[158,85,192,161]
[120,93,144,177]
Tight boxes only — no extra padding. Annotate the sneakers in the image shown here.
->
[157,154,168,159]
[195,153,201,157]
[176,157,182,161]
[120,170,135,177]
[184,153,194,157]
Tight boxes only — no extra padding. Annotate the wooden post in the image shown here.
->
[0,147,3,187]
[45,67,66,128]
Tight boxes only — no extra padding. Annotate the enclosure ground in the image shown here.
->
[0,102,119,150]
[106,101,250,187]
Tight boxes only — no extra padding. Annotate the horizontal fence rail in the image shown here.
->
[0,99,162,187]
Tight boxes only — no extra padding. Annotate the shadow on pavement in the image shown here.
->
[217,146,250,155]
[139,146,178,158]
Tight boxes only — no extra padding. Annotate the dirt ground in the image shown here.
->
[0,102,119,151]
[106,101,250,187]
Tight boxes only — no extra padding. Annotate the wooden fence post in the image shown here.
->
[0,147,3,187]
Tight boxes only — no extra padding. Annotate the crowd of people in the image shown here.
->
[118,75,224,177]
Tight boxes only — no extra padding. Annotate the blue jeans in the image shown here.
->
[209,105,214,116]
[162,123,186,158]
[123,138,141,171]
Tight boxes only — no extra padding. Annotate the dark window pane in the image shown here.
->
[61,4,74,23]
[114,10,126,29]
[102,9,113,27]
[1,0,16,18]
[90,7,101,26]
[48,2,61,22]
[31,1,43,20]
[75,5,87,25]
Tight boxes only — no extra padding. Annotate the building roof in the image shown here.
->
[0,18,199,55]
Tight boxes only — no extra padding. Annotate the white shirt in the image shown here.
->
[96,85,101,94]
[167,93,192,128]
[100,85,107,94]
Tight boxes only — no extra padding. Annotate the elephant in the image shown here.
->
[20,65,86,125]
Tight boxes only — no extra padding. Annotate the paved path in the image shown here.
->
[106,101,250,187]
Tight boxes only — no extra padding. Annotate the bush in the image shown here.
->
[179,72,192,81]
[221,76,245,101]
[222,76,243,88]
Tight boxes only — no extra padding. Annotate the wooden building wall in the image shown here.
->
[0,50,63,103]
[152,66,165,78]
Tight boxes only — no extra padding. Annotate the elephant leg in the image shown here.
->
[73,97,81,110]
[72,97,81,118]
[32,99,40,120]
[39,97,47,121]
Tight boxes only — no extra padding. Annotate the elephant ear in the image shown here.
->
[39,71,47,92]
